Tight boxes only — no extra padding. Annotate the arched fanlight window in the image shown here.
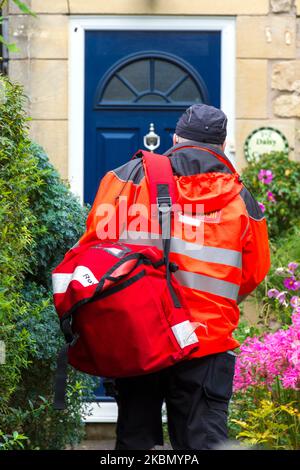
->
[94,54,208,108]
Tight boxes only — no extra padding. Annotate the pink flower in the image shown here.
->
[283,277,298,291]
[276,291,287,304]
[267,191,276,202]
[268,288,279,298]
[258,202,266,213]
[282,367,299,389]
[292,309,300,326]
[233,311,300,393]
[294,281,300,291]
[258,169,273,185]
[288,262,299,274]
[290,296,300,308]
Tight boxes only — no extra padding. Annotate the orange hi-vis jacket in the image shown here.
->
[78,141,271,358]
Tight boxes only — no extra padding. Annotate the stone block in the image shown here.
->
[68,0,269,15]
[29,120,68,179]
[273,94,300,117]
[270,0,293,13]
[9,59,68,120]
[237,15,296,58]
[236,60,269,119]
[272,61,300,92]
[8,0,68,14]
[8,15,68,59]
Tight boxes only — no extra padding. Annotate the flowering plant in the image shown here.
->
[234,261,300,392]
[266,261,299,313]
[255,260,300,329]
[241,152,300,240]
[231,260,300,449]
[255,168,276,215]
[258,169,274,185]
[234,309,300,392]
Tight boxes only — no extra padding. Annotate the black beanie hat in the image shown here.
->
[175,104,227,144]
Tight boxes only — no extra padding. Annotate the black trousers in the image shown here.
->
[111,351,236,450]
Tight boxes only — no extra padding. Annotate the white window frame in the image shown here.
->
[69,15,236,204]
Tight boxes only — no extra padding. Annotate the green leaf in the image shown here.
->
[6,43,20,53]
[12,0,37,17]
[0,34,20,52]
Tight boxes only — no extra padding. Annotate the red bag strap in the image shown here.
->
[139,149,177,206]
[139,149,180,307]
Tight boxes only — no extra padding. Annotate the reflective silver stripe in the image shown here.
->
[170,238,241,269]
[52,273,73,294]
[52,266,98,294]
[174,270,240,301]
[120,231,241,269]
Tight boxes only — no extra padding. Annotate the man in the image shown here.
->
[78,104,270,450]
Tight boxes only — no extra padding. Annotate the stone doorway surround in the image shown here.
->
[68,15,235,202]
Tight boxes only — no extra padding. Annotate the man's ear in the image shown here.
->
[222,140,226,151]
[173,134,178,145]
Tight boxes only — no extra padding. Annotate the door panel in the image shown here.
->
[96,128,140,174]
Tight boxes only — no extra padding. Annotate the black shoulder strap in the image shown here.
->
[53,318,78,410]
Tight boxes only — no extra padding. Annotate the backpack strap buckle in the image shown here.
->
[157,196,172,212]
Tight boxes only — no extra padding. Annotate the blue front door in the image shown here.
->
[84,29,221,400]
[84,30,221,205]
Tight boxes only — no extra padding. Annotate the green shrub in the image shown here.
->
[0,75,41,410]
[241,152,300,240]
[26,142,89,289]
[231,392,299,449]
[0,74,93,449]
[2,281,94,450]
[0,430,28,450]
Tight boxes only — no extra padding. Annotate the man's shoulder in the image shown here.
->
[239,186,265,221]
[164,141,233,176]
[108,157,144,185]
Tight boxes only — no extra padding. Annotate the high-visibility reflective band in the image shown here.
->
[52,266,98,294]
[120,231,242,269]
[174,270,240,301]
[52,273,73,294]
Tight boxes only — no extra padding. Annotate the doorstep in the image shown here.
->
[83,402,118,423]
[82,401,167,424]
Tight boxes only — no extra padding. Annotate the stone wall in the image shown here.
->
[6,0,300,179]
[236,0,300,169]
